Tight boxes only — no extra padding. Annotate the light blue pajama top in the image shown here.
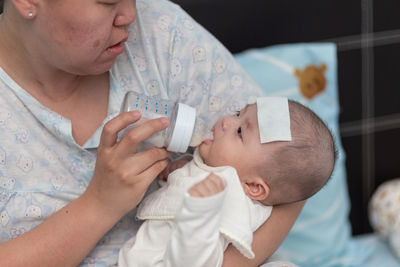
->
[0,0,264,265]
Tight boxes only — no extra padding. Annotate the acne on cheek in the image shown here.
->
[60,19,104,46]
[93,40,101,48]
[61,24,92,45]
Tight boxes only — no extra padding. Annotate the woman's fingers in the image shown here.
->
[137,158,169,187]
[117,116,170,155]
[89,111,172,217]
[123,147,171,175]
[100,111,141,147]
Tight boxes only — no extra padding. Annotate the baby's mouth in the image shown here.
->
[202,139,213,145]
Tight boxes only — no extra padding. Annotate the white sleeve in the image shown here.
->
[164,190,227,267]
[118,220,173,267]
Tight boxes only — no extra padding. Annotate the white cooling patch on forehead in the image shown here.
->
[256,97,292,143]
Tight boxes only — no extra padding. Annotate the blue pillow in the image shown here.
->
[235,43,371,266]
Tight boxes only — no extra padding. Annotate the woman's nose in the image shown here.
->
[114,0,137,27]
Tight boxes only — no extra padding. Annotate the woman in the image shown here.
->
[0,0,304,266]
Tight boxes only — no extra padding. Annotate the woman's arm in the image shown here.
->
[0,193,118,267]
[222,200,305,267]
[0,112,170,267]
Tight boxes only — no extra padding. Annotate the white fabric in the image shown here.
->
[118,149,272,266]
[257,97,292,143]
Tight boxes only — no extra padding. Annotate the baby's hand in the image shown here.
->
[189,173,225,198]
[159,154,192,181]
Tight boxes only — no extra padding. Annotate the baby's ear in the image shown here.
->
[242,176,270,201]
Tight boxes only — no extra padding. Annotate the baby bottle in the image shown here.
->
[119,91,197,153]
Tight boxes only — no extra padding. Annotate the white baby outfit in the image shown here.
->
[118,149,272,267]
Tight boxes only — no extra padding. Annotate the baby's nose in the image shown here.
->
[221,117,232,131]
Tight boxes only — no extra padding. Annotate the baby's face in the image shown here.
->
[199,104,268,178]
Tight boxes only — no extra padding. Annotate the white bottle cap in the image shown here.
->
[167,103,196,153]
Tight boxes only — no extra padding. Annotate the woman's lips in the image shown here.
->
[106,42,125,56]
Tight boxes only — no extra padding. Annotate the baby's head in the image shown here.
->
[199,99,336,206]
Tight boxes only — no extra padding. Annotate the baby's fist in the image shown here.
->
[189,173,225,198]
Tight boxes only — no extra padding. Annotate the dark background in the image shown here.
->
[2,1,400,235]
[168,0,400,235]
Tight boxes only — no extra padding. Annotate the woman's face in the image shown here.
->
[32,0,136,75]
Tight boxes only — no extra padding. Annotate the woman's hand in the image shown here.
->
[84,110,171,220]
[0,111,171,267]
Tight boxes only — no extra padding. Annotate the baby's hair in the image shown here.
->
[261,100,336,205]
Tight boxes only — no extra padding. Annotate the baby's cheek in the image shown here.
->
[199,143,215,166]
[198,143,208,159]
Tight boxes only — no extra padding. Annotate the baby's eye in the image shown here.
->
[237,127,242,138]
[235,110,240,117]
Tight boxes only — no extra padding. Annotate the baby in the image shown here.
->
[118,97,336,267]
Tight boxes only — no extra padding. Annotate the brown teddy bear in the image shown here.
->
[294,64,327,99]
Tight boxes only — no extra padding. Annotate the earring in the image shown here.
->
[28,11,33,17]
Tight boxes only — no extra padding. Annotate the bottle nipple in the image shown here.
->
[189,120,214,147]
